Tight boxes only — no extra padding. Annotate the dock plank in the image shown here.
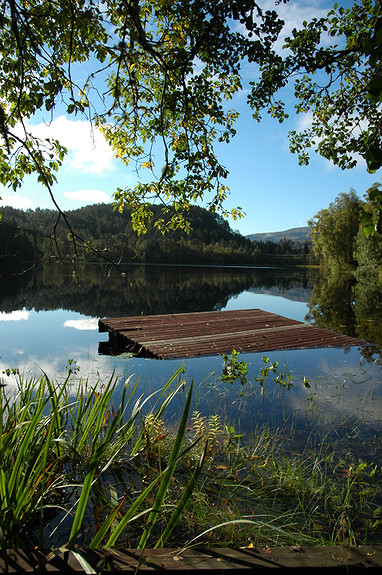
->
[2,546,382,572]
[99,309,364,359]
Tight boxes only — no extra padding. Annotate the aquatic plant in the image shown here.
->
[177,421,382,548]
[0,365,201,550]
[218,352,298,391]
[0,365,381,551]
[220,349,248,385]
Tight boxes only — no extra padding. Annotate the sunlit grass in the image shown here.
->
[0,365,381,550]
[0,366,200,550]
[172,416,382,548]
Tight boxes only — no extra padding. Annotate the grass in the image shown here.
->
[0,366,200,550]
[0,366,381,551]
[126,410,382,548]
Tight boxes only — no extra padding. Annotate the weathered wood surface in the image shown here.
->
[99,309,364,359]
[1,546,381,573]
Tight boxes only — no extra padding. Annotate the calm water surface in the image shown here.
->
[1,263,381,456]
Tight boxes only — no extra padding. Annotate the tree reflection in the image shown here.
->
[2,262,381,359]
[306,272,382,358]
[306,275,357,335]
[0,263,318,319]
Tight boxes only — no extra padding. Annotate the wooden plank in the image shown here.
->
[145,328,361,358]
[1,546,382,572]
[99,309,297,332]
[99,309,365,359]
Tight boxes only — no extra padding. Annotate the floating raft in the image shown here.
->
[98,309,364,359]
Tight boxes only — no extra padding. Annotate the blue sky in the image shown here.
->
[0,0,379,236]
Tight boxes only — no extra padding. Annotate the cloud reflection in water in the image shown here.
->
[0,310,29,321]
[64,318,99,330]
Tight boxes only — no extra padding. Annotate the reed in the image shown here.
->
[0,366,199,550]
[0,367,381,550]
[0,375,67,548]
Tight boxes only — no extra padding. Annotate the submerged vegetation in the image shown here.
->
[1,361,381,551]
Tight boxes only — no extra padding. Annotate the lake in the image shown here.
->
[1,262,381,458]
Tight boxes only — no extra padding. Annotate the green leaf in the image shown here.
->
[138,383,194,549]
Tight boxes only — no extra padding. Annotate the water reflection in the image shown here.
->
[2,263,381,354]
[306,273,382,357]
[0,310,29,321]
[64,318,99,330]
[0,262,381,453]
[0,262,319,318]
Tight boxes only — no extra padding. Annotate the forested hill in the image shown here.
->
[0,203,311,266]
[246,227,311,244]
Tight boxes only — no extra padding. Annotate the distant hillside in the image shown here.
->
[246,226,311,244]
[0,203,257,265]
[0,204,313,266]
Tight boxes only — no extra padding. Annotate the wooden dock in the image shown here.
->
[2,545,382,573]
[98,309,364,359]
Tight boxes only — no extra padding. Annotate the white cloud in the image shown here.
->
[0,310,29,321]
[64,318,99,330]
[27,115,116,175]
[0,195,33,210]
[295,111,313,132]
[64,189,111,204]
[275,0,329,42]
[263,0,330,52]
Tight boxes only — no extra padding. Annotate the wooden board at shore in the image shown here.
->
[2,545,382,572]
[98,309,364,359]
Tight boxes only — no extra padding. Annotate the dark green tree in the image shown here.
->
[308,190,363,270]
[0,203,262,265]
[355,185,382,281]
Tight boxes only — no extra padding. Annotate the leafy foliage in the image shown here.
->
[308,190,363,271]
[250,0,382,171]
[0,0,288,233]
[1,0,381,240]
[309,186,382,277]
[307,187,382,356]
[360,183,382,236]
[255,356,295,389]
[250,1,382,234]
[220,349,248,385]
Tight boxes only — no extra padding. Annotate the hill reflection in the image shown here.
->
[1,263,380,358]
[0,263,318,318]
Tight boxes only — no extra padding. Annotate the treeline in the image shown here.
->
[0,203,312,266]
[309,187,382,280]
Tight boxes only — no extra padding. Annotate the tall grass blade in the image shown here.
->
[0,376,67,549]
[90,476,160,548]
[154,439,208,548]
[8,401,46,500]
[94,435,202,549]
[183,518,296,549]
[131,367,186,457]
[67,397,126,548]
[137,382,193,549]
